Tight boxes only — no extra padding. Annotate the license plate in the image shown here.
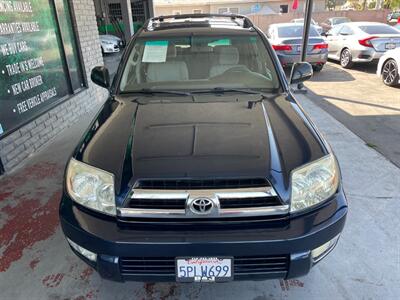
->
[385,43,396,50]
[176,257,233,282]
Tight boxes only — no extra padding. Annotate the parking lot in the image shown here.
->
[305,61,400,166]
[1,11,400,298]
[0,52,399,299]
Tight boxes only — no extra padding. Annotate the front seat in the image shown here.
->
[209,46,244,77]
[147,45,189,82]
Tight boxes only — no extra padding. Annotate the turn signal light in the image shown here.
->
[358,36,377,48]
[272,44,292,51]
[312,43,328,50]
[67,238,97,262]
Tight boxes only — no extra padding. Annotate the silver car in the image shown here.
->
[291,18,323,34]
[325,22,400,68]
[268,23,328,72]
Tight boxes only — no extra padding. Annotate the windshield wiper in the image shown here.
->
[191,87,262,95]
[127,88,192,96]
[191,87,275,109]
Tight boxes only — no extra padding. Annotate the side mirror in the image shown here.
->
[91,66,110,89]
[290,62,313,85]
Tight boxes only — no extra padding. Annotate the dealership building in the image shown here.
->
[0,0,154,175]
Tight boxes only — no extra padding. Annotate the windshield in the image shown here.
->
[277,26,319,38]
[358,25,400,35]
[333,18,350,25]
[119,34,280,93]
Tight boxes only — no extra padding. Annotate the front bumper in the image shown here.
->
[102,44,120,53]
[60,190,347,282]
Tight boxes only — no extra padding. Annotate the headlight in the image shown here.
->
[290,154,339,213]
[66,158,116,215]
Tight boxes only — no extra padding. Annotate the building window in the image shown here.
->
[218,7,228,14]
[131,1,145,22]
[193,9,202,14]
[218,7,239,14]
[54,0,85,92]
[279,5,289,14]
[229,8,239,14]
[0,0,85,138]
[109,3,122,20]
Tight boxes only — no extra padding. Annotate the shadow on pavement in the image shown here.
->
[305,89,400,168]
[349,62,378,75]
[309,62,355,82]
[316,94,400,113]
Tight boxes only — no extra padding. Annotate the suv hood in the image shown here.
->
[132,101,270,180]
[76,95,326,198]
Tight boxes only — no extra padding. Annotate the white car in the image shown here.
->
[100,34,123,54]
[377,48,400,87]
[291,18,323,34]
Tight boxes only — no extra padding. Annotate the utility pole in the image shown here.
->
[300,0,314,62]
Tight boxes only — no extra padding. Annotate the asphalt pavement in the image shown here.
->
[305,61,400,167]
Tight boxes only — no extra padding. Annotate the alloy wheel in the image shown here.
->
[340,49,353,68]
[382,59,399,86]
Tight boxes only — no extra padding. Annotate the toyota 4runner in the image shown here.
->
[60,14,348,283]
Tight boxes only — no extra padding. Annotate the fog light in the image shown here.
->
[67,238,97,262]
[311,235,340,263]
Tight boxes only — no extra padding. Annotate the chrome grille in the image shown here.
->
[119,185,288,219]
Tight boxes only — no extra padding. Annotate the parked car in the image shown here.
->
[320,17,351,34]
[60,14,347,283]
[291,18,323,34]
[325,22,400,68]
[376,48,400,86]
[387,11,400,23]
[268,23,328,71]
[100,34,123,54]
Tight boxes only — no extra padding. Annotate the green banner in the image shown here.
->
[0,0,70,137]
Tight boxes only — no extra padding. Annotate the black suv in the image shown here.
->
[60,14,347,283]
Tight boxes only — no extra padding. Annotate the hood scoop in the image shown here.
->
[131,101,271,181]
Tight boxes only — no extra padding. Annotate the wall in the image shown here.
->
[0,0,108,173]
[155,5,211,16]
[249,9,391,32]
[153,0,327,16]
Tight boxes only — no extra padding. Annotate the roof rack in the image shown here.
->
[144,14,254,31]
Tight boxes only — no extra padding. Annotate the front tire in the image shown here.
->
[382,59,399,87]
[340,49,353,69]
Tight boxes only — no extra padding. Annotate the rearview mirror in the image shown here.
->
[290,62,313,85]
[91,66,110,89]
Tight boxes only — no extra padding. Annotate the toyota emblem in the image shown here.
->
[190,198,214,215]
